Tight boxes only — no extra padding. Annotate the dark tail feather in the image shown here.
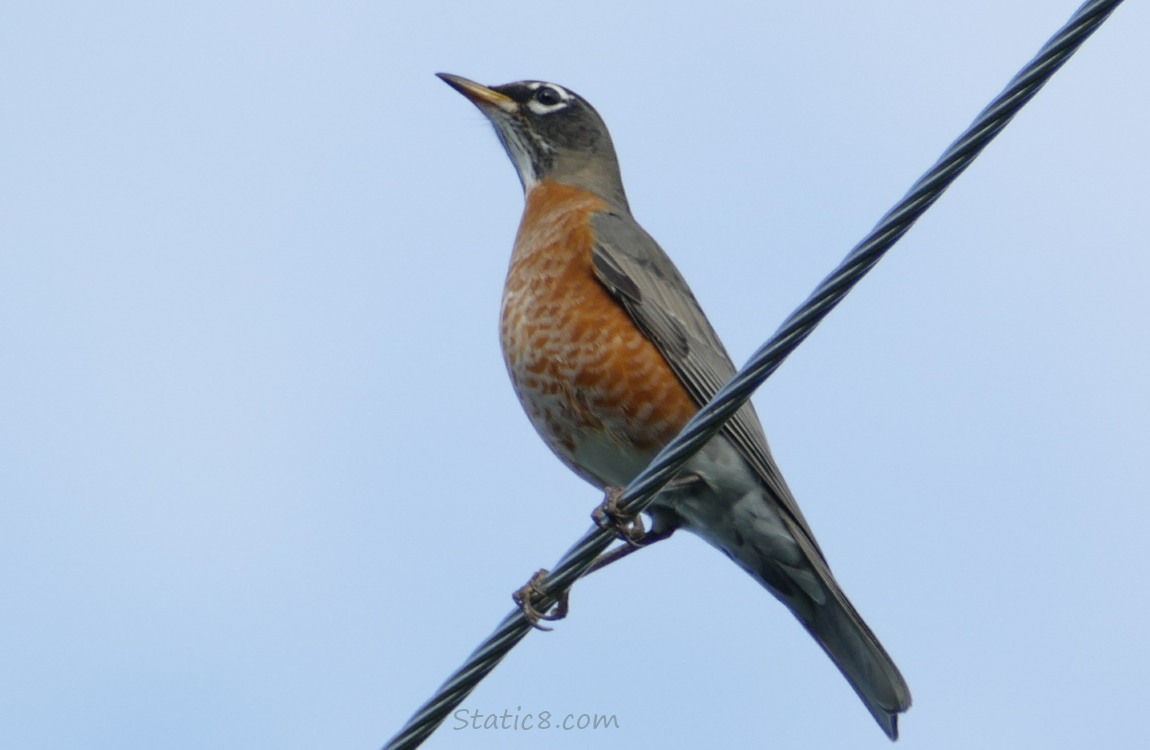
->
[669,445,911,738]
[797,578,912,740]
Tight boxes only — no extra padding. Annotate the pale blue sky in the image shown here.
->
[2,2,1147,748]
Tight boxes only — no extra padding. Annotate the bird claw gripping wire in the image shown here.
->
[592,476,700,548]
[512,569,569,632]
[592,486,648,546]
[514,478,701,631]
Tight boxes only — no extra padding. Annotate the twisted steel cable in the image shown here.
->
[384,1,1124,747]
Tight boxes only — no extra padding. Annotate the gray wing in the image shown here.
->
[590,210,828,562]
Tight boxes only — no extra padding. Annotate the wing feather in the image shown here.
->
[590,210,827,561]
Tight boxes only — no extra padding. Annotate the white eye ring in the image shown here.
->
[525,82,572,114]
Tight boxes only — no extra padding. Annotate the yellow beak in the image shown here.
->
[436,73,518,114]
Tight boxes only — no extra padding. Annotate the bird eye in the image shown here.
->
[535,86,562,106]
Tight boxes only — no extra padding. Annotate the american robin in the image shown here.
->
[437,72,912,740]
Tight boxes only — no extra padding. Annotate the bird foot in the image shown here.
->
[592,486,647,546]
[512,569,569,632]
[592,475,698,547]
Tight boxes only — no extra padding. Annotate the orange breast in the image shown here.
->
[500,180,698,488]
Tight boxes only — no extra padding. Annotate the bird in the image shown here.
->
[437,72,912,740]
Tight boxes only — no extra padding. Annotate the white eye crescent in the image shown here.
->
[526,82,572,114]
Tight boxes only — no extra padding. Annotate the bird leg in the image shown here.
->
[512,569,569,631]
[512,476,701,630]
[592,485,648,545]
[586,474,700,573]
[582,524,675,576]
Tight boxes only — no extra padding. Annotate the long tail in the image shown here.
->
[731,535,912,739]
[672,475,912,739]
[792,570,912,740]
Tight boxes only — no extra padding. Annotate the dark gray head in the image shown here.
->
[437,73,629,211]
